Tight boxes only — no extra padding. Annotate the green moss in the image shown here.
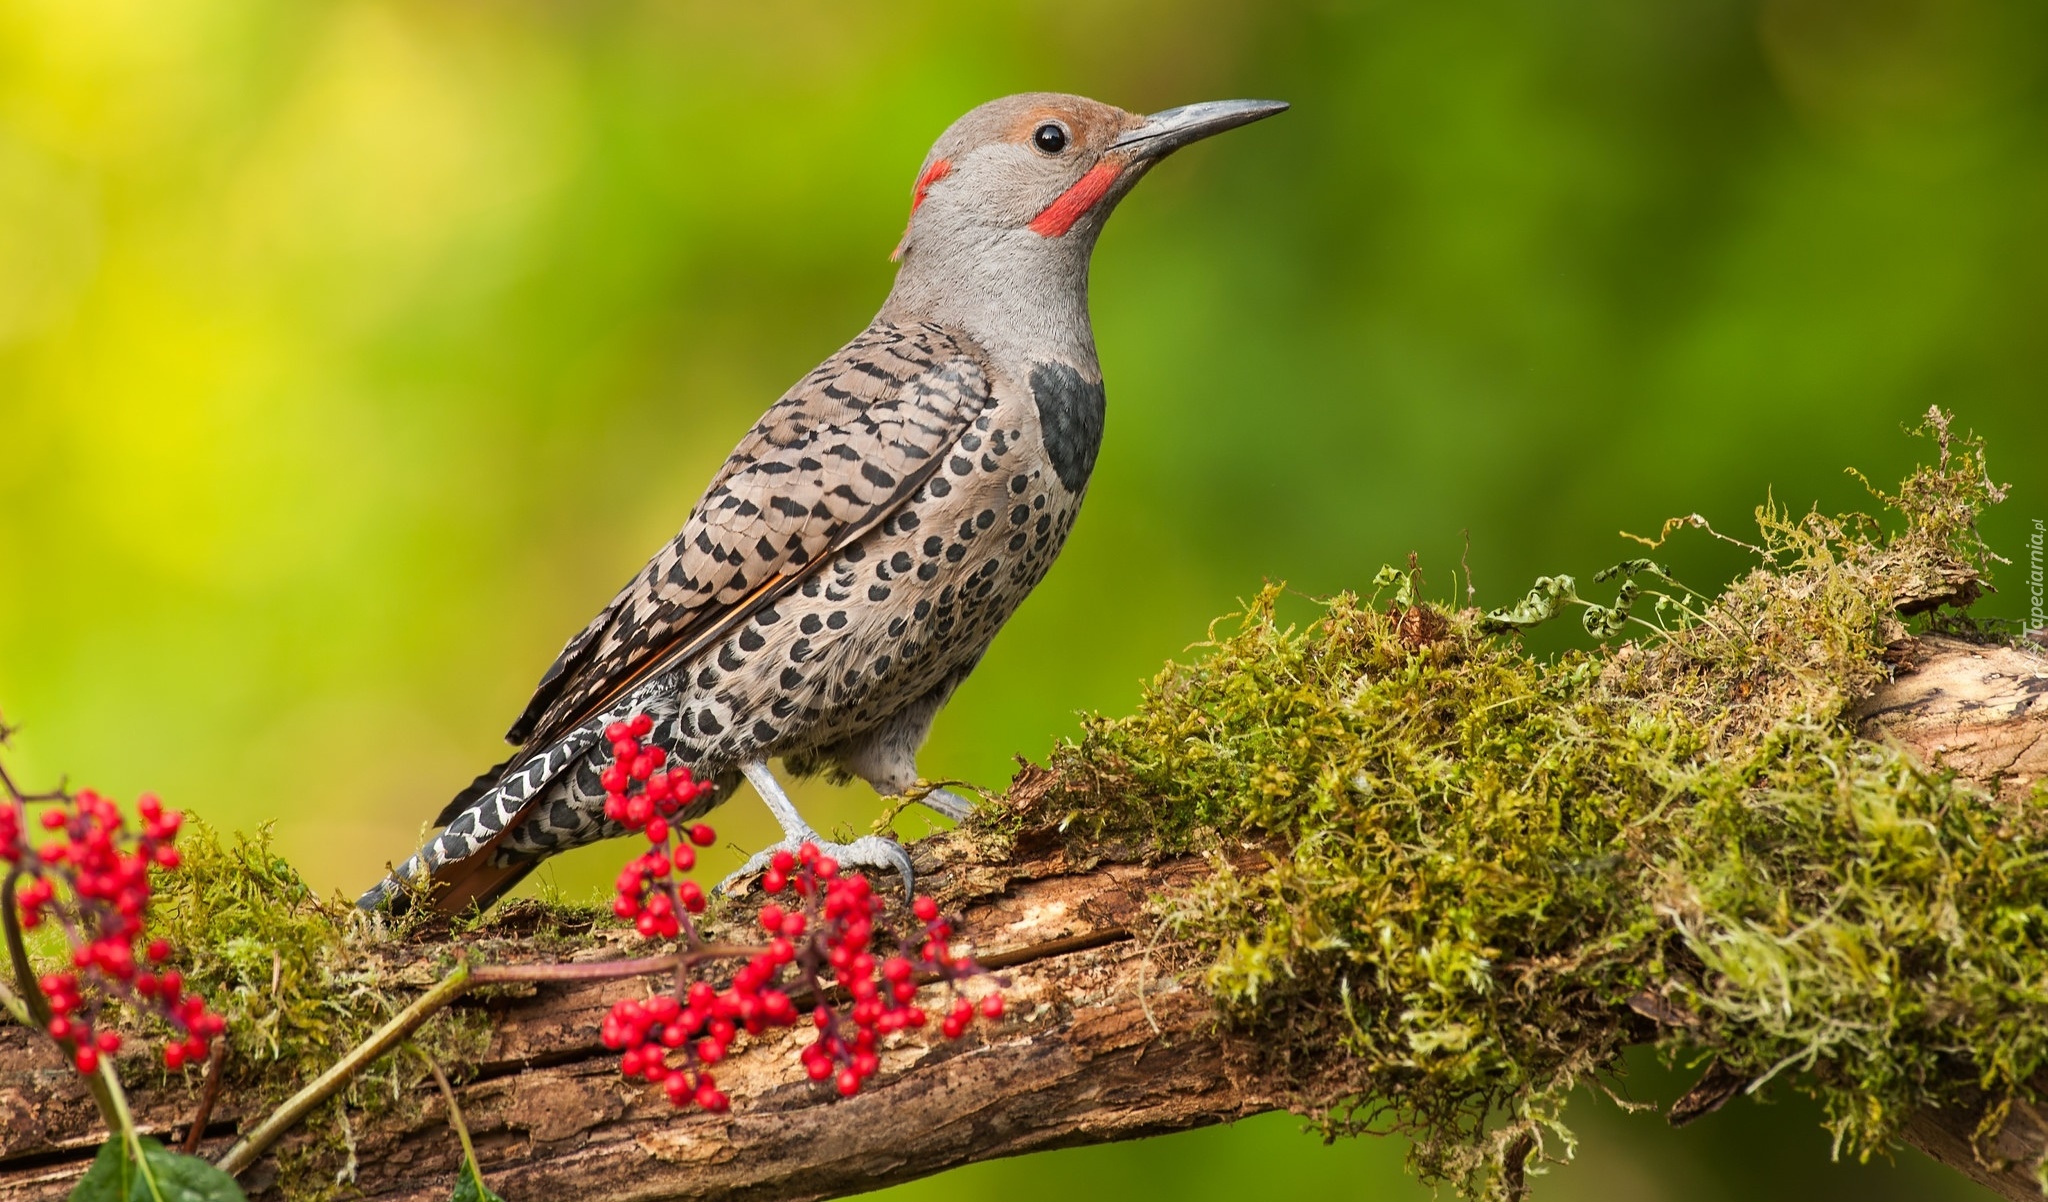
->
[141,825,494,1198]
[25,411,2024,1200]
[1020,411,2037,1197]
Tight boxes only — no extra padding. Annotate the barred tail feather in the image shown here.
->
[355,723,604,913]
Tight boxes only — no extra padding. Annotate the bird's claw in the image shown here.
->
[719,833,916,899]
[919,786,975,822]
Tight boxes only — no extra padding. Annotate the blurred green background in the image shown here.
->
[2,0,2042,1197]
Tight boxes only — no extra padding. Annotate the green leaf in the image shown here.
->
[69,1138,247,1202]
[449,1158,506,1202]
[68,1138,131,1202]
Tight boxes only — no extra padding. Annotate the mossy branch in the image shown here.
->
[2,410,2044,1201]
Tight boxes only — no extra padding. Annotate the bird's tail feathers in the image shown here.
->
[357,725,604,914]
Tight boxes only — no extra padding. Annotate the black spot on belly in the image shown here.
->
[1029,362,1105,492]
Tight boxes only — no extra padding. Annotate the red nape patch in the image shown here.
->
[911,158,952,211]
[1028,161,1122,238]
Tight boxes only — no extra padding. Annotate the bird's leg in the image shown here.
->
[721,760,915,896]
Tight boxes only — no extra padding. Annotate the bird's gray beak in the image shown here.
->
[1110,99,1289,160]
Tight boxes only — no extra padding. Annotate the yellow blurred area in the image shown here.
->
[3,1,2042,1197]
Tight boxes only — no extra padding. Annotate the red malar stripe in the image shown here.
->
[1028,161,1122,237]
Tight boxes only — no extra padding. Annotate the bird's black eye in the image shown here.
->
[1032,123,1069,154]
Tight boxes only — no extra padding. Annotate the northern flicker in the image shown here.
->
[359,92,1286,914]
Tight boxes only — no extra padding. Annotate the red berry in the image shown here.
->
[980,994,1004,1020]
[688,824,716,847]
[912,896,940,922]
[74,1046,98,1074]
[835,1068,860,1097]
[164,1044,186,1069]
[628,713,653,737]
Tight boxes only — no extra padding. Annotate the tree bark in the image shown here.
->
[1,634,2044,1201]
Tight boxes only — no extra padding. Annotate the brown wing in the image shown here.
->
[505,321,993,749]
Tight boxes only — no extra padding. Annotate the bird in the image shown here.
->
[358,91,1287,915]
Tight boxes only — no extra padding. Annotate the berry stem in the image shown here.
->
[180,1037,228,1156]
[413,1047,489,1191]
[469,944,764,986]
[3,866,128,1152]
[216,957,475,1177]
[98,1055,167,1202]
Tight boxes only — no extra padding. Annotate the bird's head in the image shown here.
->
[886,93,1285,335]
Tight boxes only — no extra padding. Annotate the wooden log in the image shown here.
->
[1,634,2043,1200]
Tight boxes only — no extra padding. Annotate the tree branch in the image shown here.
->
[1,634,2043,1201]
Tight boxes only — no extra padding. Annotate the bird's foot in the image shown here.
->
[919,786,975,822]
[719,831,914,898]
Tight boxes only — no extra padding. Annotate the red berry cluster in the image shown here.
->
[2,789,224,1074]
[599,713,719,938]
[778,851,1001,1096]
[593,713,1003,1112]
